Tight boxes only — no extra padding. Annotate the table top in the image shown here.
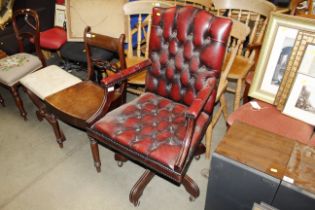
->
[216,121,295,180]
[216,121,315,194]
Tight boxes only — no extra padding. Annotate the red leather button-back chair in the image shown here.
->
[87,6,232,205]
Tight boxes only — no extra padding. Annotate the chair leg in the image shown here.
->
[89,137,101,172]
[24,88,65,147]
[129,170,155,206]
[234,79,244,111]
[243,81,250,104]
[205,125,213,159]
[10,86,27,120]
[182,175,200,201]
[114,153,128,167]
[0,93,5,107]
[220,94,228,121]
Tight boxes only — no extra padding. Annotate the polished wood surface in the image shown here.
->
[0,50,7,59]
[216,121,295,179]
[285,143,315,194]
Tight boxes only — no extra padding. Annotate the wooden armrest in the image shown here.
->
[101,59,152,87]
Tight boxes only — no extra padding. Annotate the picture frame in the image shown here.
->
[249,13,315,104]
[282,73,315,126]
[54,4,66,28]
[275,31,315,110]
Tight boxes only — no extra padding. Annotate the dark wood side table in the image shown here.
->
[204,121,315,210]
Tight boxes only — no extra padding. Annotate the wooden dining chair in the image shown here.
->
[87,6,232,206]
[205,19,250,158]
[0,8,46,120]
[212,0,276,111]
[20,27,126,147]
[124,0,174,95]
[164,0,213,10]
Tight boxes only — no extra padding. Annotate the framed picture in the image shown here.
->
[54,4,66,27]
[275,31,315,110]
[282,73,315,126]
[249,13,315,104]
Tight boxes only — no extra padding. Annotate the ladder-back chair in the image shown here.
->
[212,0,276,110]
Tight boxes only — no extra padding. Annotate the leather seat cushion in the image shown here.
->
[40,27,67,50]
[60,42,115,64]
[20,65,81,100]
[0,53,42,86]
[227,100,314,144]
[93,92,209,170]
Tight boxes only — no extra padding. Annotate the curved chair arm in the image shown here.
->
[185,78,217,119]
[175,77,217,172]
[101,59,152,87]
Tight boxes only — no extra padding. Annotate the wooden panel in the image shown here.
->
[66,0,127,41]
[216,121,295,179]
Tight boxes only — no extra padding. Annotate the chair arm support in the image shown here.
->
[185,78,216,119]
[175,78,216,172]
[101,59,152,87]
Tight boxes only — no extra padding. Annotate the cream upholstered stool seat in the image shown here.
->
[20,65,81,100]
[0,53,42,86]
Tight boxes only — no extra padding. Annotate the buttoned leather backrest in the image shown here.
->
[146,6,231,114]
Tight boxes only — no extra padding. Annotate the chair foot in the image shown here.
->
[89,137,101,172]
[10,86,27,120]
[129,170,155,206]
[182,175,200,201]
[114,153,128,167]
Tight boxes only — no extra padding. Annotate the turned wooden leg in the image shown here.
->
[114,153,128,167]
[46,113,65,148]
[0,93,5,107]
[10,86,27,120]
[182,175,200,201]
[205,125,213,159]
[129,170,155,206]
[220,94,228,122]
[89,137,101,172]
[234,79,244,111]
[24,88,65,147]
[243,81,250,104]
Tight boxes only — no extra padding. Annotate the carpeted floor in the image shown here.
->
[0,83,232,210]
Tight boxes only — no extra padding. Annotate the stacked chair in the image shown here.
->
[212,0,276,110]
[205,19,250,157]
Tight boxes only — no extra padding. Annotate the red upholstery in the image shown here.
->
[40,27,66,50]
[87,6,232,204]
[227,100,314,145]
[147,7,230,114]
[94,92,210,170]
